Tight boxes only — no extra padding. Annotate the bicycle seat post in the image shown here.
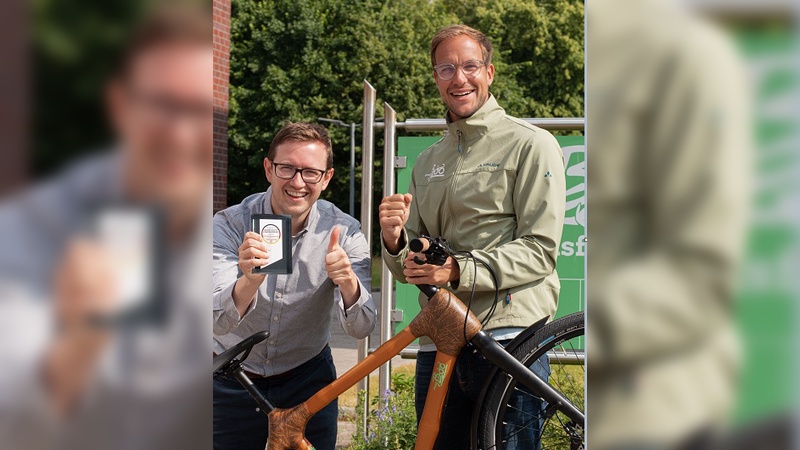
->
[229,364,275,417]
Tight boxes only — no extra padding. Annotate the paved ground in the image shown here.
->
[330,288,418,448]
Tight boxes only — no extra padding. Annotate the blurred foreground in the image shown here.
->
[0,3,213,449]
[587,0,797,449]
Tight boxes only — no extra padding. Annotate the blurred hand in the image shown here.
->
[53,239,117,333]
[403,252,460,286]
[237,231,269,284]
[325,226,359,306]
[47,238,118,417]
[379,193,412,253]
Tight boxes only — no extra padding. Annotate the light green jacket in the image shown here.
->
[382,95,566,341]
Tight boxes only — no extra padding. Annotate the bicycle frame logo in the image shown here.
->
[425,163,446,181]
[432,362,448,390]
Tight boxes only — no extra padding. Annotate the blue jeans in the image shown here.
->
[415,340,550,450]
[213,346,338,450]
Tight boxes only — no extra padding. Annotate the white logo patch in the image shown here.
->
[425,163,446,181]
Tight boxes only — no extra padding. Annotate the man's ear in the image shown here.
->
[264,158,273,183]
[486,63,495,86]
[320,168,334,191]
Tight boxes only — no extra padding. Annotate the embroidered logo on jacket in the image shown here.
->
[425,163,446,180]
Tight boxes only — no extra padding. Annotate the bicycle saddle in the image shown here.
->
[213,330,270,374]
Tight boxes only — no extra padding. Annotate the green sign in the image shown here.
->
[394,134,586,334]
[732,25,796,423]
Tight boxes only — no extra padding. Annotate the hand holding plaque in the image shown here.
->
[237,231,270,282]
[250,214,292,274]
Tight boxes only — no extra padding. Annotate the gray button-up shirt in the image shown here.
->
[213,188,376,376]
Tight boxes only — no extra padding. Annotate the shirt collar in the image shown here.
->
[262,186,319,237]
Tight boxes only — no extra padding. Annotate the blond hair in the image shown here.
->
[430,25,493,66]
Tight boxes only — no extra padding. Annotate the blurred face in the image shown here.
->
[264,141,333,228]
[433,35,494,122]
[108,43,213,213]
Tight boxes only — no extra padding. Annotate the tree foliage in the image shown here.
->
[33,0,146,176]
[228,0,584,244]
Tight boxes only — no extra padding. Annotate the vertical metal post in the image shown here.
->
[349,122,356,217]
[358,80,376,433]
[379,103,397,400]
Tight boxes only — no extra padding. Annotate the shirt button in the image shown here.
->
[270,340,276,345]
[347,323,353,327]
[275,292,282,298]
[265,359,270,364]
[273,316,279,322]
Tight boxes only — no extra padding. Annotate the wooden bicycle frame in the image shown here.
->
[264,286,584,450]
[264,286,480,450]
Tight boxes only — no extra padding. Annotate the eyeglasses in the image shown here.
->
[271,162,328,184]
[433,60,486,81]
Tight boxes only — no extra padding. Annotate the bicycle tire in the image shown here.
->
[477,311,585,450]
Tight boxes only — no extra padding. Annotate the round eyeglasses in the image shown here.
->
[271,162,328,184]
[433,60,486,81]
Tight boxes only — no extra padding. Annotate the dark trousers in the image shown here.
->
[415,341,550,450]
[213,346,338,450]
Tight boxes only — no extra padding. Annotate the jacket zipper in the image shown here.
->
[447,129,465,225]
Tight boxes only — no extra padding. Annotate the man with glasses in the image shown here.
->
[213,122,376,450]
[379,25,566,449]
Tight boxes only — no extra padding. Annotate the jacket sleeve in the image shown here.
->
[453,132,566,293]
[587,33,749,367]
[334,226,377,339]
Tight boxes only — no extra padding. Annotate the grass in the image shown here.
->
[542,364,585,448]
[370,256,382,290]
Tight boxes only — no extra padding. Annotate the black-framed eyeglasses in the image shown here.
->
[271,162,328,184]
[433,60,486,81]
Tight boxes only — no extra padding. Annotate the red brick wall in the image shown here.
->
[212,0,231,213]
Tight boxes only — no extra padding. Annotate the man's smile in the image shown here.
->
[285,189,309,200]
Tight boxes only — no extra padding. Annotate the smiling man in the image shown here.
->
[212,122,376,450]
[379,25,566,449]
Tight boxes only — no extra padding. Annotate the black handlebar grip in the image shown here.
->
[409,237,429,253]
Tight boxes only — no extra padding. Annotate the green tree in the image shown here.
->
[228,0,584,250]
[33,0,146,176]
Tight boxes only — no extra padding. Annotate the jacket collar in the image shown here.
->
[445,94,506,143]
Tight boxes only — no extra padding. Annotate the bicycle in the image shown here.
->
[213,237,585,449]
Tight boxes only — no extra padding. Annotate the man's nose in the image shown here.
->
[451,66,468,84]
[288,171,306,188]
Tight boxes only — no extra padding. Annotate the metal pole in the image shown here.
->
[358,80,376,433]
[349,122,356,217]
[378,103,397,400]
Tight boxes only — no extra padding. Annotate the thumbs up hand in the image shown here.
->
[325,226,360,306]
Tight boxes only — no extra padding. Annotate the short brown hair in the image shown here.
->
[115,4,212,79]
[268,122,333,169]
[430,25,493,67]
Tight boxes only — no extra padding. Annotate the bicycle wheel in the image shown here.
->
[477,311,585,450]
